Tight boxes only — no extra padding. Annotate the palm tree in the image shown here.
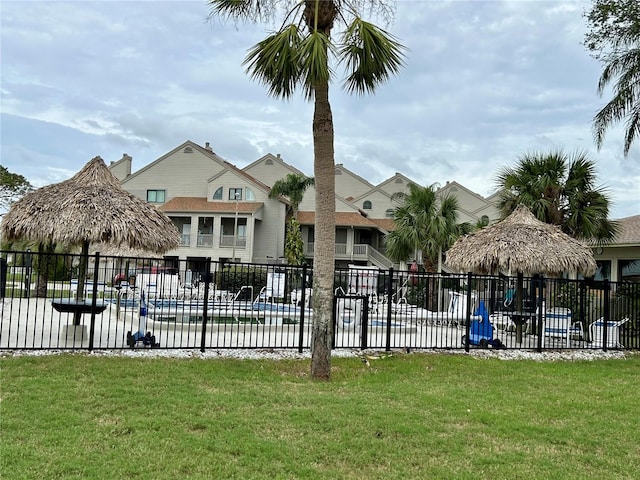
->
[268,173,314,265]
[584,0,640,156]
[209,0,405,379]
[385,183,470,273]
[269,173,314,217]
[593,47,640,156]
[496,150,619,243]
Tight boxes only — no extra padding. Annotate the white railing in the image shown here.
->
[305,242,392,268]
[180,234,191,246]
[197,234,213,247]
[219,235,247,248]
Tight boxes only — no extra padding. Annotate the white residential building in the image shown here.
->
[109,140,516,271]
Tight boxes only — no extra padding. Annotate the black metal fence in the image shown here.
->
[1,250,638,352]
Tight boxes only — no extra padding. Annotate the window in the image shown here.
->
[620,259,640,282]
[183,147,193,153]
[594,261,611,281]
[229,188,242,200]
[265,159,273,165]
[385,208,395,218]
[363,200,372,210]
[147,189,166,203]
[213,186,223,200]
[245,188,255,201]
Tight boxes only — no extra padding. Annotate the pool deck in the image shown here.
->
[0,297,591,351]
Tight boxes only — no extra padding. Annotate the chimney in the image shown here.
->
[122,153,132,177]
[204,142,213,152]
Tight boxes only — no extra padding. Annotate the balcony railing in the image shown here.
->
[306,243,392,268]
[180,234,191,247]
[197,234,213,247]
[219,235,247,248]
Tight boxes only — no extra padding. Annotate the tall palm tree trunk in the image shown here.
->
[311,79,335,379]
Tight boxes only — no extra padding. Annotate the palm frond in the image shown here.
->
[594,47,640,153]
[268,173,314,211]
[243,25,304,99]
[339,17,406,95]
[297,31,334,100]
[208,0,257,20]
[623,97,640,154]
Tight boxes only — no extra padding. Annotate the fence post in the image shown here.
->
[579,280,587,336]
[602,279,610,352]
[464,272,472,352]
[385,267,394,352]
[298,264,308,353]
[23,249,32,298]
[536,275,544,353]
[88,252,100,352]
[0,256,7,300]
[200,257,212,353]
[361,295,369,351]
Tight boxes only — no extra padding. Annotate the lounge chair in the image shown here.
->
[589,317,630,348]
[542,307,583,348]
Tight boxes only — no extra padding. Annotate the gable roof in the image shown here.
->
[370,218,395,232]
[613,214,640,245]
[120,140,277,198]
[375,172,415,192]
[243,153,307,177]
[351,185,395,204]
[120,140,222,183]
[334,163,373,198]
[297,211,384,229]
[335,163,375,186]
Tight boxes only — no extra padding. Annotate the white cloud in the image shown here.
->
[1,0,638,219]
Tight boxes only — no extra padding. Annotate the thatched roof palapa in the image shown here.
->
[2,156,180,313]
[1,156,180,253]
[445,204,596,277]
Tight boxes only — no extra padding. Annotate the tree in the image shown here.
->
[268,173,315,265]
[0,166,32,210]
[283,217,305,266]
[209,0,405,379]
[269,173,315,215]
[584,0,640,156]
[496,150,620,243]
[385,183,470,273]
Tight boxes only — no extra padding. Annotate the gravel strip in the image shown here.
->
[1,348,634,362]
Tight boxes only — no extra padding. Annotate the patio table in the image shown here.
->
[510,311,537,343]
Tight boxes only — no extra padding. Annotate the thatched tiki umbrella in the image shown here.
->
[445,204,596,342]
[1,156,180,325]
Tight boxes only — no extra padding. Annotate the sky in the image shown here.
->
[1,0,639,219]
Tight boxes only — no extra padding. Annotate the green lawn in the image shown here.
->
[2,352,639,480]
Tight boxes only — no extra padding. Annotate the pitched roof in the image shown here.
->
[121,140,276,197]
[613,215,640,245]
[242,153,307,177]
[375,172,415,191]
[297,211,382,228]
[160,197,264,214]
[370,218,396,232]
